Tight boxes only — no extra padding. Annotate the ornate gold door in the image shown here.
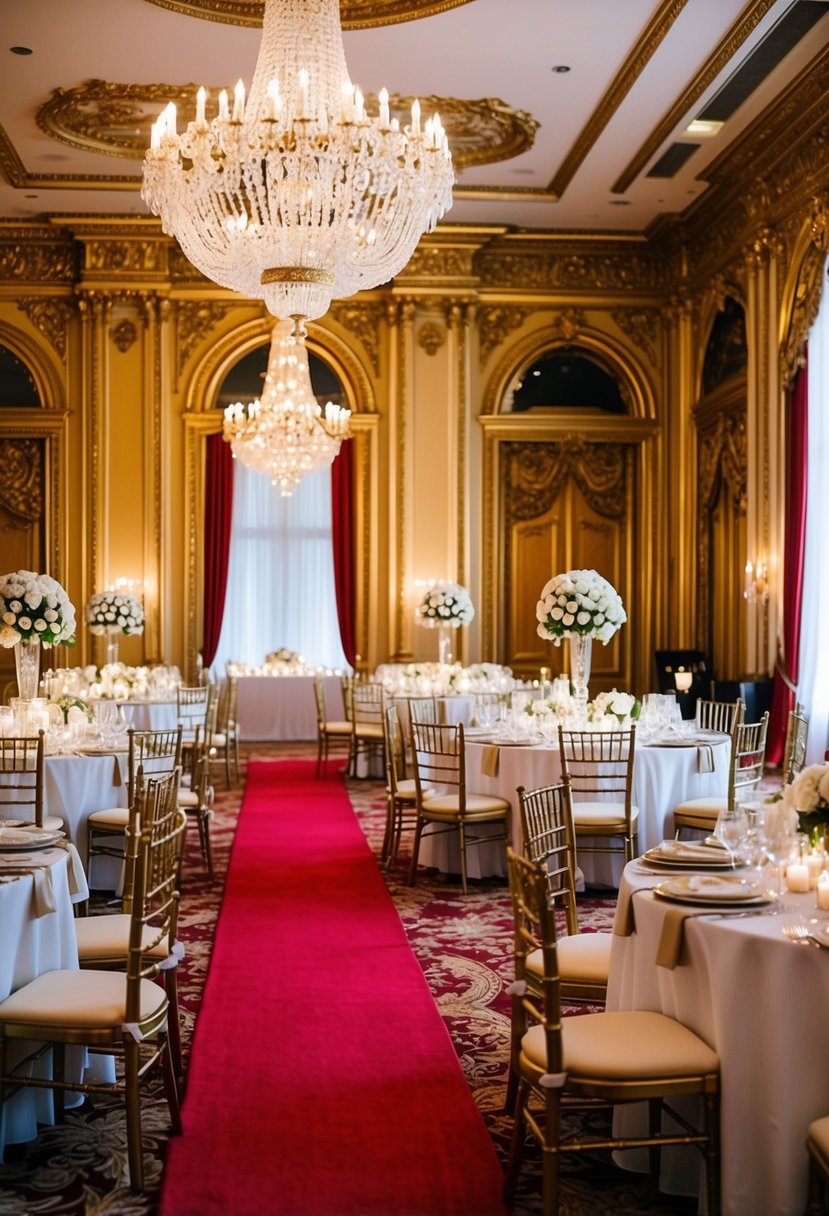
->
[502,439,631,689]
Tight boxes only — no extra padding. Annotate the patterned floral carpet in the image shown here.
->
[0,744,706,1216]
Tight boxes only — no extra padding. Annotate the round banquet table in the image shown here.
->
[42,753,128,888]
[0,845,89,1157]
[417,733,730,886]
[608,860,829,1216]
[236,674,344,741]
[117,699,178,731]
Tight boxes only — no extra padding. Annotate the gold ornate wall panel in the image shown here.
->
[779,197,829,386]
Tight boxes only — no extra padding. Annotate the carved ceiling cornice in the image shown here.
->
[0,222,76,284]
[140,0,474,29]
[35,80,538,172]
[475,235,669,294]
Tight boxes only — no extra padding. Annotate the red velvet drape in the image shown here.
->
[331,441,356,667]
[768,353,809,765]
[202,434,235,669]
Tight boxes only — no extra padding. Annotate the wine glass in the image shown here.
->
[758,802,798,894]
[713,805,748,869]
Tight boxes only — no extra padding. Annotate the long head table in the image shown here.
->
[236,674,344,742]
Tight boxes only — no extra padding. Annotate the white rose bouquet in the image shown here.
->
[416,581,474,628]
[0,569,76,647]
[781,763,829,836]
[86,591,145,636]
[536,569,626,646]
[588,688,641,726]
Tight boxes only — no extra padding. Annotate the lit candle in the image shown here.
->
[340,82,354,123]
[808,851,825,889]
[411,97,421,136]
[165,102,177,137]
[150,119,160,151]
[298,68,309,118]
[233,78,246,122]
[817,871,829,910]
[266,79,280,121]
[786,862,810,893]
[675,671,693,692]
[218,89,229,121]
[378,86,390,128]
[196,86,207,127]
[354,87,365,123]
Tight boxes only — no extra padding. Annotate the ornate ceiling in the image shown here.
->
[0,0,827,234]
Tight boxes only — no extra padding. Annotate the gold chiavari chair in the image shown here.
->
[75,767,186,1076]
[0,731,61,829]
[348,681,386,778]
[177,751,214,877]
[409,720,510,895]
[503,848,721,1216]
[557,725,639,867]
[408,696,439,725]
[175,683,214,777]
[673,712,770,836]
[381,704,419,868]
[209,676,241,787]
[783,702,809,785]
[695,696,744,735]
[314,676,353,778]
[0,789,186,1192]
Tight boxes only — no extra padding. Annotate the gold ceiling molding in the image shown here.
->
[327,299,386,376]
[141,0,473,28]
[611,0,779,195]
[0,227,76,285]
[476,245,667,293]
[36,81,536,172]
[549,0,690,199]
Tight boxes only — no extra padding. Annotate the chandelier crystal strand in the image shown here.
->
[142,0,454,330]
[223,321,351,496]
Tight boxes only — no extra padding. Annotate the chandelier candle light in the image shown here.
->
[535,569,627,716]
[141,0,454,335]
[223,321,351,495]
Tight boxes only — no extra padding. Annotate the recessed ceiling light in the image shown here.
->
[608,199,632,206]
[552,65,570,73]
[510,168,534,176]
[9,46,33,55]
[685,119,724,138]
[24,194,38,199]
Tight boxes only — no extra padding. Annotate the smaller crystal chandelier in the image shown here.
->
[223,322,352,496]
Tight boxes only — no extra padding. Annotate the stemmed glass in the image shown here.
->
[757,802,798,894]
[713,805,748,869]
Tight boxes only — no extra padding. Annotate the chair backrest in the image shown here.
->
[557,725,636,807]
[126,726,184,805]
[122,764,181,913]
[408,696,439,725]
[313,676,328,726]
[341,676,355,723]
[176,684,212,729]
[516,783,578,936]
[125,777,187,1021]
[506,847,561,1071]
[383,704,407,790]
[0,731,45,826]
[352,682,385,729]
[729,711,770,808]
[695,696,744,735]
[783,704,809,785]
[411,720,464,804]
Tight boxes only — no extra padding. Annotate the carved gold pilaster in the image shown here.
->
[77,292,111,604]
[392,298,416,661]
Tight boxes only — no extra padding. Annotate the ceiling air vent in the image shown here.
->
[646,142,700,178]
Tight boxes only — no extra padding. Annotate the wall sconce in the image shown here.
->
[744,560,769,605]
[674,670,693,693]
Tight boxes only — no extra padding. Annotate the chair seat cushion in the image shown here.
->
[390,777,420,801]
[571,802,639,829]
[422,793,510,818]
[0,968,167,1029]
[211,732,227,747]
[522,1009,719,1080]
[75,914,169,961]
[323,722,353,736]
[88,807,129,828]
[673,797,727,825]
[808,1115,829,1170]
[355,724,384,739]
[527,932,612,985]
[178,789,204,809]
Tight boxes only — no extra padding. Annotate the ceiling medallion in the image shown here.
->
[140,0,474,30]
[37,80,538,170]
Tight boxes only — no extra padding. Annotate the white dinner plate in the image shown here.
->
[0,827,65,852]
[642,843,733,869]
[654,874,773,906]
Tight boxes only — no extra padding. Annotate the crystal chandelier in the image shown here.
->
[142,0,454,332]
[222,321,352,496]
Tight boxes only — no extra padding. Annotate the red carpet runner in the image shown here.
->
[161,760,507,1216]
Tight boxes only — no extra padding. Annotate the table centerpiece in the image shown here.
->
[415,581,475,665]
[0,569,76,702]
[535,569,627,716]
[781,762,829,844]
[86,590,145,665]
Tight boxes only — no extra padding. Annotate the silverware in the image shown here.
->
[782,922,823,947]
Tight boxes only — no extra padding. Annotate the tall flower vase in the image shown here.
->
[105,631,120,666]
[437,625,453,666]
[14,638,41,701]
[569,633,592,719]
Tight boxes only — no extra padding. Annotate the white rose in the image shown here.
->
[2,612,15,625]
[818,769,829,804]
[562,613,574,626]
[0,624,19,648]
[33,618,47,631]
[576,611,591,625]
[9,600,22,613]
[551,607,563,620]
[17,616,31,630]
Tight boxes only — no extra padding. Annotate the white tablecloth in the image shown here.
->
[609,863,829,1215]
[236,675,344,741]
[0,847,89,1156]
[418,736,729,885]
[117,700,178,731]
[43,754,128,888]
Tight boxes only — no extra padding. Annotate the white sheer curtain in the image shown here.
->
[796,261,829,762]
[212,461,348,675]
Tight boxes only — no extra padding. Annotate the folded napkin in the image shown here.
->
[683,874,757,900]
[480,745,500,778]
[56,840,88,899]
[0,861,58,918]
[656,906,693,969]
[697,743,715,773]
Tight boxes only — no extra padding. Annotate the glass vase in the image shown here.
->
[569,633,592,719]
[105,630,120,666]
[437,625,453,666]
[14,637,41,701]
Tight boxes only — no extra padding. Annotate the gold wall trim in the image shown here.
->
[779,197,829,386]
[611,0,779,195]
[550,0,690,199]
[140,0,474,29]
[0,319,66,411]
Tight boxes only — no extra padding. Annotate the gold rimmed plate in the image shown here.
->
[653,874,774,906]
[0,828,65,852]
[642,845,733,869]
